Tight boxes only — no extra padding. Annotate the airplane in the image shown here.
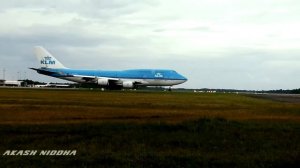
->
[34,82,50,88]
[48,83,70,88]
[34,82,70,88]
[30,46,187,89]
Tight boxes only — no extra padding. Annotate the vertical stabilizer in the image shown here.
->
[34,46,67,69]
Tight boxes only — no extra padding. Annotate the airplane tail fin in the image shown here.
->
[34,46,67,69]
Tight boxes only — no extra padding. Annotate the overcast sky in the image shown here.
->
[0,0,299,90]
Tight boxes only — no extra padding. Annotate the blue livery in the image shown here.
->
[31,46,187,89]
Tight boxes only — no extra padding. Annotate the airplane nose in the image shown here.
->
[178,76,188,84]
[173,71,187,85]
[180,75,188,82]
[175,79,187,85]
[182,78,188,84]
[183,76,188,81]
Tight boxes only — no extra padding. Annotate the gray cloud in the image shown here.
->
[0,0,300,89]
[0,0,157,19]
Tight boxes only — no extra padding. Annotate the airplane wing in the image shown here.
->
[71,75,125,87]
[72,75,119,81]
[30,68,143,88]
[72,74,143,86]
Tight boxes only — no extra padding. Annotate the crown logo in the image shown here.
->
[44,56,52,60]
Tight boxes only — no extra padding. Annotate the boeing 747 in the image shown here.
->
[30,46,187,89]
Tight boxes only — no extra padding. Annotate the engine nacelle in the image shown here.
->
[97,78,109,86]
[122,81,134,88]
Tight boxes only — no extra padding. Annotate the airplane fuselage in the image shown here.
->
[35,68,187,87]
[31,46,187,89]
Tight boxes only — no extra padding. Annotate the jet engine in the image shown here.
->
[97,78,109,86]
[122,81,134,88]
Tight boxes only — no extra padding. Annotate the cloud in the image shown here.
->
[0,0,300,89]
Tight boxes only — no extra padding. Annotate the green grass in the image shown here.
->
[0,88,300,167]
[0,119,300,167]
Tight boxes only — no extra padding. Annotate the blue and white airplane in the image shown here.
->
[30,46,187,89]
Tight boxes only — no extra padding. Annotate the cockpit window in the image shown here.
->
[171,70,178,74]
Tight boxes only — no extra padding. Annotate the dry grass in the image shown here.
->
[0,88,299,124]
[1,88,300,167]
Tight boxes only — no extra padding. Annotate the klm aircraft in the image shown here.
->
[30,46,187,89]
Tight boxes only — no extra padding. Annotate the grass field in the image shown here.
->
[0,88,300,167]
